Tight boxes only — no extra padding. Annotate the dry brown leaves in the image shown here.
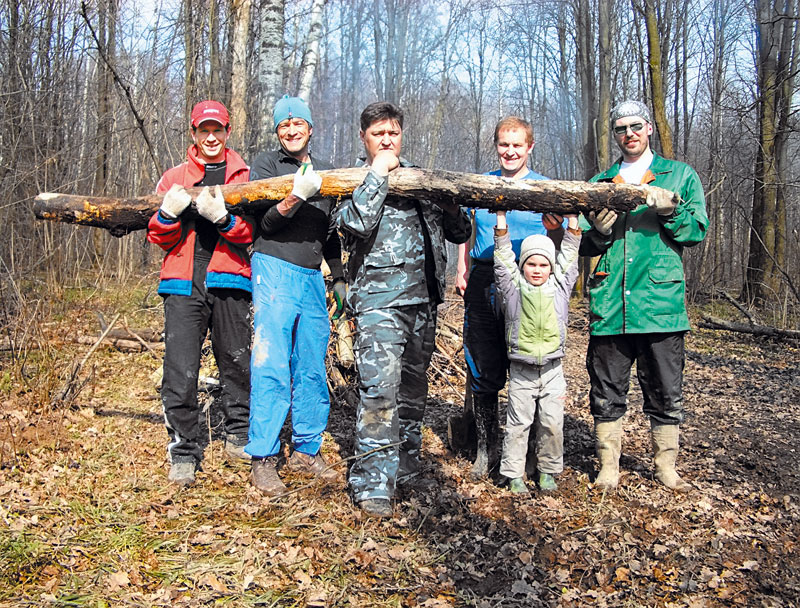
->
[0,291,798,606]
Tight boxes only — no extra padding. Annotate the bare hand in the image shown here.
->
[370,150,400,176]
[495,210,507,230]
[542,213,563,230]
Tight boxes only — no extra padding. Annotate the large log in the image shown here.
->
[34,167,663,236]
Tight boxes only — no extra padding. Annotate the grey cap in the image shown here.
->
[519,234,556,272]
[610,100,651,124]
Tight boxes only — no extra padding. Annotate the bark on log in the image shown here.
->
[699,315,800,340]
[34,167,664,236]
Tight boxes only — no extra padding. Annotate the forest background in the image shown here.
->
[1,0,798,317]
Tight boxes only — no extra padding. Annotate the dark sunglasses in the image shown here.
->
[613,122,645,135]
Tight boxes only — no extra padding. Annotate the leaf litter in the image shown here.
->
[0,289,798,607]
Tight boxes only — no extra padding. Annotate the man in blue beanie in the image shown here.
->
[245,95,345,495]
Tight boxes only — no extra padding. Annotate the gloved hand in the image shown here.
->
[160,184,192,219]
[196,185,229,224]
[646,187,678,216]
[332,280,347,320]
[588,208,617,236]
[291,164,322,201]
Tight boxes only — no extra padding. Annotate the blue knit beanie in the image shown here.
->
[273,95,313,130]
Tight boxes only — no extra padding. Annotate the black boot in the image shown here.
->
[470,393,499,480]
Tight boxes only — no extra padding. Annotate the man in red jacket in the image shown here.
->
[147,100,254,487]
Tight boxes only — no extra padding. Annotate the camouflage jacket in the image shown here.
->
[337,159,471,313]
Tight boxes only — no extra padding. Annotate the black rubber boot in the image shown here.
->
[470,393,499,480]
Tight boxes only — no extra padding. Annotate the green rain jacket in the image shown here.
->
[579,152,708,336]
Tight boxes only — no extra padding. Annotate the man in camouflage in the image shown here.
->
[337,102,471,518]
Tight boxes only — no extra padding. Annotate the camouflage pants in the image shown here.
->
[349,303,437,502]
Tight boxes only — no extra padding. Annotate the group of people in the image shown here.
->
[147,95,707,518]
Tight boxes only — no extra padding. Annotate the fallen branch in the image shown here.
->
[54,313,120,406]
[699,315,800,340]
[76,335,164,352]
[33,167,662,235]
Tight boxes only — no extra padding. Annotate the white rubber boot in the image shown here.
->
[594,419,623,490]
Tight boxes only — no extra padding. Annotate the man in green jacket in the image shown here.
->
[580,100,708,492]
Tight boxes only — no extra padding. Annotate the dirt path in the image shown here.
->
[1,295,798,606]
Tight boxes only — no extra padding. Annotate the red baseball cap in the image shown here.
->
[190,100,230,128]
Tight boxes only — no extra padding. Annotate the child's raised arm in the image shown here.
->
[495,209,507,231]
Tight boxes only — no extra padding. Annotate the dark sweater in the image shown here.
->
[249,150,342,279]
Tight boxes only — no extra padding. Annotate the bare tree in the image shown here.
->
[256,0,284,151]
[744,0,798,303]
[297,0,326,100]
[229,0,252,150]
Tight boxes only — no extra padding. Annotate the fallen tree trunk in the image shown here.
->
[699,315,800,340]
[34,167,663,236]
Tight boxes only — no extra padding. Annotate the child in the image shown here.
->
[493,210,581,493]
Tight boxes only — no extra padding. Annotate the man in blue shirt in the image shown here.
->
[452,116,563,480]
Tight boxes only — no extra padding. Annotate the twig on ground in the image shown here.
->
[53,313,120,406]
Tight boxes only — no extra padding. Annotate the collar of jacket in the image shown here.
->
[356,156,416,169]
[596,150,675,185]
[185,145,248,184]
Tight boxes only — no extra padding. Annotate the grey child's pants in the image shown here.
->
[500,359,566,479]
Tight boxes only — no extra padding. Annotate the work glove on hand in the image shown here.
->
[332,280,347,320]
[160,184,192,219]
[196,185,229,225]
[291,164,322,201]
[646,187,678,216]
[588,208,617,236]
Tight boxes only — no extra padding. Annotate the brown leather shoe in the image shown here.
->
[251,457,287,496]
[287,450,339,481]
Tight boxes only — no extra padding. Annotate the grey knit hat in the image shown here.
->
[519,234,556,271]
[610,100,651,124]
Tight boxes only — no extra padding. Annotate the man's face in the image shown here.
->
[523,255,551,286]
[360,118,403,163]
[192,121,229,163]
[276,118,312,159]
[495,128,533,178]
[613,116,652,162]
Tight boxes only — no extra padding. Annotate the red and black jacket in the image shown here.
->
[147,145,254,295]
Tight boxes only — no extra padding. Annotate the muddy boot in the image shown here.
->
[357,498,393,519]
[448,386,476,455]
[287,450,339,481]
[168,461,196,487]
[251,457,287,496]
[470,393,498,480]
[594,419,622,490]
[651,422,691,492]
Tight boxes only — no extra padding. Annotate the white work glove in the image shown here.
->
[646,187,678,216]
[196,185,229,224]
[588,208,617,236]
[290,164,322,201]
[159,184,192,219]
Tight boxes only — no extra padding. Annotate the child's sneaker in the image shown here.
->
[508,477,529,494]
[538,473,557,492]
